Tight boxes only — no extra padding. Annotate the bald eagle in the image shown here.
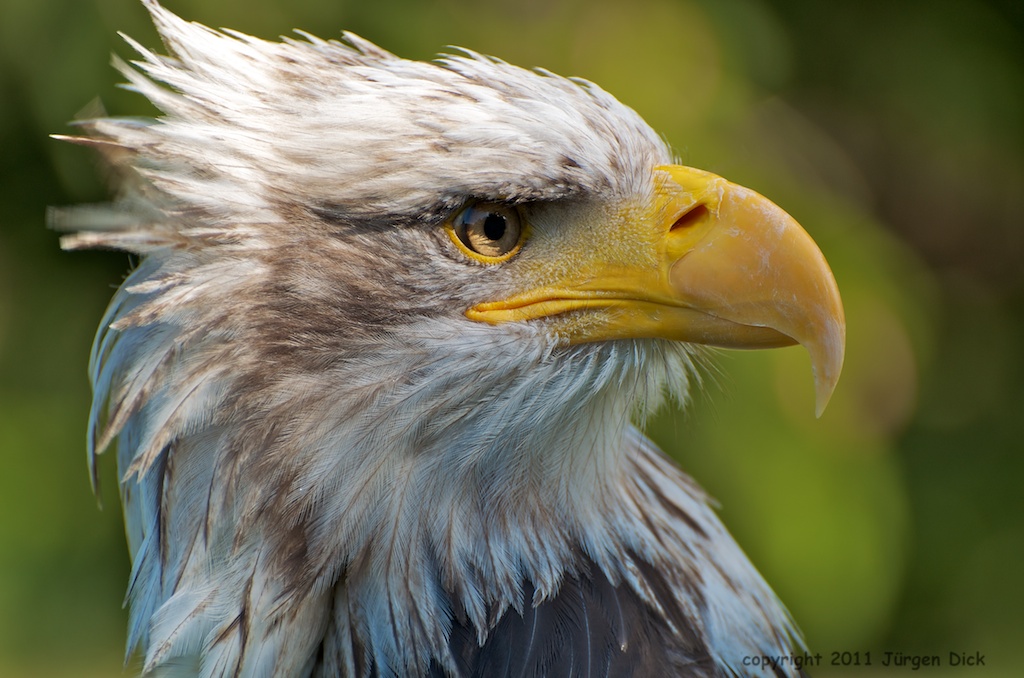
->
[54,1,844,676]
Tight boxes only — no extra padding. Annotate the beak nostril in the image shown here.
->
[670,204,709,232]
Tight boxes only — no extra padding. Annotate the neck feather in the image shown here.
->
[99,308,796,675]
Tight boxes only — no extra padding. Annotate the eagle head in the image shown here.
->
[55,1,843,676]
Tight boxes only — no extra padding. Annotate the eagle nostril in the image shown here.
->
[670,204,709,232]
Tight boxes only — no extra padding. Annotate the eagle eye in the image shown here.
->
[448,202,524,262]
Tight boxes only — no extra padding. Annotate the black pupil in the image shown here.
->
[482,213,506,241]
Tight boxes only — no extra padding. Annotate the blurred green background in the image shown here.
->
[1,0,1021,676]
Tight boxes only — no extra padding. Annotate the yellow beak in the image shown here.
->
[468,164,845,415]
